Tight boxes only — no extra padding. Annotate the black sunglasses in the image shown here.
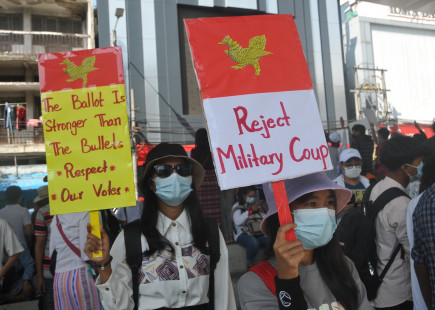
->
[153,164,193,178]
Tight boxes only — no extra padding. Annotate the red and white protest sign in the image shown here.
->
[185,15,331,190]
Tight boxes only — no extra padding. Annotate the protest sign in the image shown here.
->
[185,15,331,240]
[185,15,331,188]
[38,47,136,215]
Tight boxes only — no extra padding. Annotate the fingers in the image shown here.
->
[274,223,296,245]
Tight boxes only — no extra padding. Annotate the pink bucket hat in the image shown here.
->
[261,172,352,235]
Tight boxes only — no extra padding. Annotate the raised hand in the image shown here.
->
[273,223,305,279]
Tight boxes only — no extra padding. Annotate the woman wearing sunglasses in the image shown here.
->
[238,172,373,310]
[84,143,236,309]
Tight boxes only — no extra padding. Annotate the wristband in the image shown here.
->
[86,256,113,271]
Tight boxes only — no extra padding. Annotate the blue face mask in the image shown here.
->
[293,208,337,250]
[246,197,256,205]
[407,161,423,182]
[154,173,193,206]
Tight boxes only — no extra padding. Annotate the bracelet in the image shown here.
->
[86,256,113,271]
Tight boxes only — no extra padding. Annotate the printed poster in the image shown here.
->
[38,47,136,214]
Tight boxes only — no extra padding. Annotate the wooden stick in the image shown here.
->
[89,210,103,258]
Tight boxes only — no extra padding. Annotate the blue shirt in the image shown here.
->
[412,184,435,309]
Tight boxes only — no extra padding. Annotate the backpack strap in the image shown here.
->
[205,217,220,310]
[372,187,410,218]
[371,187,409,284]
[249,261,278,296]
[124,220,142,310]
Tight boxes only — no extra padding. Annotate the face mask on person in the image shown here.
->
[246,197,256,205]
[293,208,337,250]
[344,166,362,179]
[406,161,423,182]
[154,173,193,206]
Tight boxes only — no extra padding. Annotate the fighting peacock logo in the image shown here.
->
[60,56,99,86]
[218,35,272,76]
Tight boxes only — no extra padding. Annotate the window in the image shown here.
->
[32,16,83,33]
[0,14,23,30]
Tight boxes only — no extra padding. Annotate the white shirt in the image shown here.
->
[406,193,427,310]
[96,209,236,310]
[0,204,31,246]
[49,212,90,273]
[0,218,24,285]
[369,177,412,307]
[333,174,370,189]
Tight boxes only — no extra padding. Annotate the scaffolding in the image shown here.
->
[350,66,391,125]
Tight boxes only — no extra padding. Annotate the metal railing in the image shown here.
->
[0,120,44,145]
[0,30,90,55]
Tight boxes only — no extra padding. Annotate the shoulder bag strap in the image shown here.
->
[372,187,409,218]
[249,261,278,296]
[124,220,142,310]
[56,215,81,258]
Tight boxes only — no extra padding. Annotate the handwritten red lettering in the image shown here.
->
[216,144,283,175]
[94,113,122,127]
[44,118,87,136]
[42,97,61,112]
[72,91,104,110]
[112,90,126,104]
[233,101,290,139]
[81,133,123,153]
[61,188,84,202]
[92,180,121,197]
[289,137,329,169]
[50,142,71,156]
[64,160,108,181]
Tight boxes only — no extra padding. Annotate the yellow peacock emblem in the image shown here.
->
[218,35,272,76]
[60,56,99,86]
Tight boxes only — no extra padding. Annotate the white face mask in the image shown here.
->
[344,166,362,179]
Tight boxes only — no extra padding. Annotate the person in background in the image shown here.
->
[351,124,374,176]
[370,135,423,309]
[0,186,34,301]
[0,218,23,301]
[232,186,269,269]
[85,143,236,309]
[334,148,370,191]
[238,172,372,310]
[191,128,222,229]
[33,185,54,310]
[370,124,390,180]
[406,155,435,310]
[325,117,347,180]
[49,212,103,310]
[412,183,435,309]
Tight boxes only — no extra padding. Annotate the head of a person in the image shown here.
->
[194,128,209,149]
[377,127,390,143]
[5,186,22,205]
[329,132,341,148]
[33,185,49,208]
[380,135,423,184]
[420,155,435,193]
[339,148,362,180]
[261,173,359,310]
[139,143,207,255]
[261,172,352,249]
[351,124,366,137]
[413,133,427,145]
[141,143,204,208]
[237,186,257,205]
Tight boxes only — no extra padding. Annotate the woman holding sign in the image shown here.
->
[84,143,236,310]
[238,172,373,310]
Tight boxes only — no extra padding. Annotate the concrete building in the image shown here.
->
[0,0,94,194]
[97,0,349,145]
[341,0,435,128]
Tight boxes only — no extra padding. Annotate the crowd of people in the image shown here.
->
[0,121,434,309]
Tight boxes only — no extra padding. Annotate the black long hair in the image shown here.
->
[264,198,359,310]
[139,172,209,257]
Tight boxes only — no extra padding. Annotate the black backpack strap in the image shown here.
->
[205,217,220,310]
[124,220,143,310]
[372,187,410,218]
[371,187,409,285]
